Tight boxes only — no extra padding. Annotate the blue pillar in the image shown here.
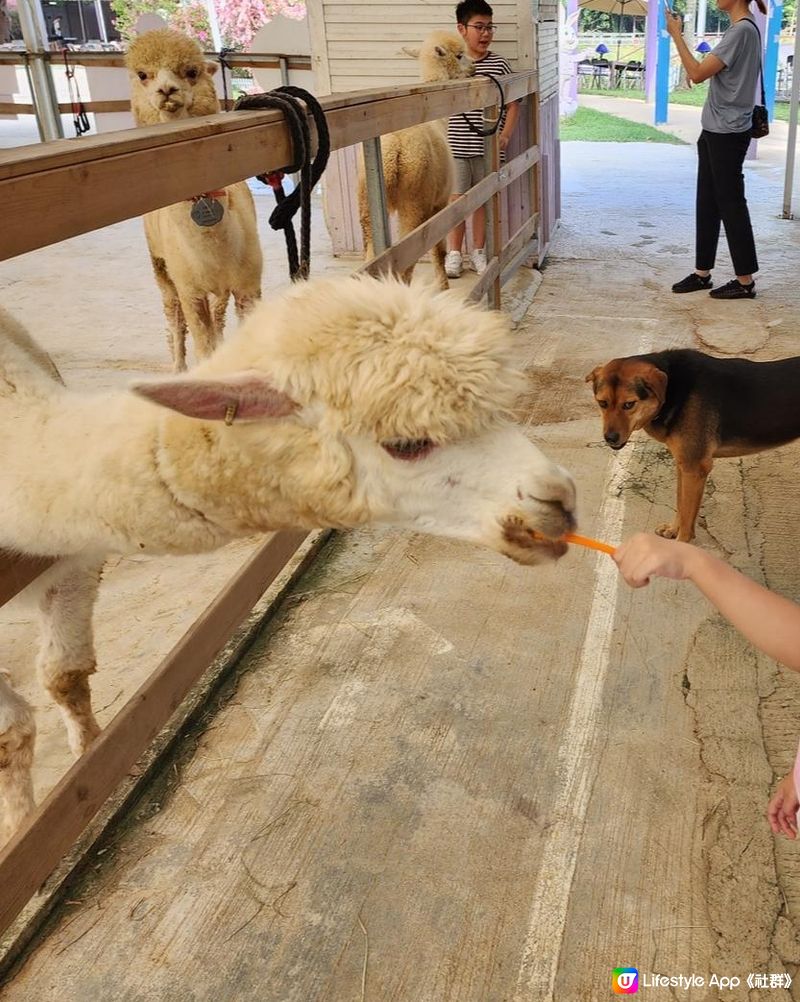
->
[764,0,781,119]
[655,1,671,123]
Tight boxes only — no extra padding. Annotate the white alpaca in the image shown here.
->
[358,31,474,290]
[0,274,576,838]
[126,29,263,372]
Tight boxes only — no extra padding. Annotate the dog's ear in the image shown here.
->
[633,364,668,406]
[584,365,603,388]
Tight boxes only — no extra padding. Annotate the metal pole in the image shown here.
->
[76,0,87,42]
[203,0,223,54]
[16,0,63,141]
[94,0,108,43]
[782,23,800,218]
[483,102,500,309]
[279,56,290,87]
[362,136,391,257]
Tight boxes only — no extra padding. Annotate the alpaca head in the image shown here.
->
[405,31,475,83]
[132,275,577,567]
[125,29,219,126]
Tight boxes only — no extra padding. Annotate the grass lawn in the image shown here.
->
[595,82,793,121]
[560,106,685,142]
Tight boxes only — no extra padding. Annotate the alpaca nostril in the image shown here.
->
[159,85,178,98]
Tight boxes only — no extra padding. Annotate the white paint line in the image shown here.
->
[512,444,641,1002]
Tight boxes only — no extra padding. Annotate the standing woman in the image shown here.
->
[667,0,766,299]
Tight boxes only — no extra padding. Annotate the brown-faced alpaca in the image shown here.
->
[126,29,262,371]
[358,31,474,290]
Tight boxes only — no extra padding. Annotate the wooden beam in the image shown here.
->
[0,529,308,938]
[0,52,313,70]
[468,213,540,304]
[0,552,54,606]
[361,144,539,282]
[1,78,508,262]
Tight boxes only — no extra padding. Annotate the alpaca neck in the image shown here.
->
[4,392,233,558]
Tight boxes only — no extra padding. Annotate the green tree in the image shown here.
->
[109,0,180,41]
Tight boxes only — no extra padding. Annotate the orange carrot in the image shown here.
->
[562,532,616,556]
[532,530,616,555]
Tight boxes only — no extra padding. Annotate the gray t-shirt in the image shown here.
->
[701,18,762,133]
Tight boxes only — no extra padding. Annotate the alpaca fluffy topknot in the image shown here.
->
[199,274,526,445]
[125,28,219,125]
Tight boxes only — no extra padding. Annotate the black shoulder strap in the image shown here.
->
[742,17,766,104]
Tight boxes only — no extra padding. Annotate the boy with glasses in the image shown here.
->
[445,0,519,278]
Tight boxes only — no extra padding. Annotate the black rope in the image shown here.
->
[218,48,233,110]
[234,87,330,282]
[459,72,506,137]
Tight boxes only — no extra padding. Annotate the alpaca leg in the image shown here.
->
[181,294,219,362]
[211,293,228,341]
[151,256,187,372]
[397,204,431,286]
[233,290,260,322]
[358,188,375,263]
[36,559,103,758]
[432,238,449,291]
[0,673,36,840]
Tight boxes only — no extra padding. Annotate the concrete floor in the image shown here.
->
[2,134,800,1000]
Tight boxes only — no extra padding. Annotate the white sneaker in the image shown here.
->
[471,248,487,275]
[444,250,463,278]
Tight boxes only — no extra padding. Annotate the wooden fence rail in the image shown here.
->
[0,66,540,946]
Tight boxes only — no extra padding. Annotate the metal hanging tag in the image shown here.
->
[191,197,225,227]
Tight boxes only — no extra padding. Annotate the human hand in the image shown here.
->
[664,3,683,39]
[767,772,799,839]
[612,532,696,588]
[499,131,511,152]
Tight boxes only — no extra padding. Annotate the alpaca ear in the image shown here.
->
[205,61,218,76]
[402,46,420,58]
[131,372,299,423]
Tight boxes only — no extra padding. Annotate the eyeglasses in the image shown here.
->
[465,22,496,34]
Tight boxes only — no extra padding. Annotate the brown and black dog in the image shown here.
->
[586,349,800,542]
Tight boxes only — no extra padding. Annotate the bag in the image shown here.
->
[743,18,769,138]
[752,103,769,138]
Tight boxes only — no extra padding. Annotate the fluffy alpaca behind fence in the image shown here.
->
[358,31,474,290]
[126,29,263,371]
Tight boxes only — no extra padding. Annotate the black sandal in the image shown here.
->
[672,272,713,293]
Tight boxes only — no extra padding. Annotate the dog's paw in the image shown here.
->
[655,522,679,539]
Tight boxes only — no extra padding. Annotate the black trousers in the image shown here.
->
[696,128,758,276]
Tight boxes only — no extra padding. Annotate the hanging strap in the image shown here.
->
[743,17,767,106]
[63,49,90,137]
[459,72,507,137]
[234,87,331,282]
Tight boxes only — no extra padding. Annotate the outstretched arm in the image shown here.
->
[665,5,725,84]
[614,534,800,671]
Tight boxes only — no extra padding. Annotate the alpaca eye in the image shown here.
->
[186,67,198,80]
[137,71,147,81]
[381,439,437,461]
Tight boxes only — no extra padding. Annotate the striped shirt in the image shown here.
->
[447,51,512,158]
